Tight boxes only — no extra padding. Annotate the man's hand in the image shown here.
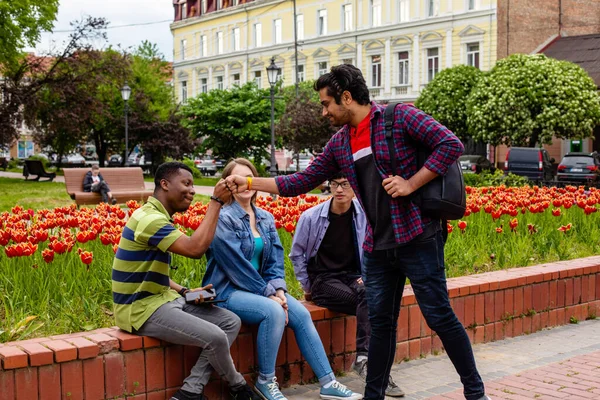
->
[225,175,248,194]
[356,277,363,285]
[212,179,232,202]
[382,175,416,198]
[304,292,312,301]
[188,283,214,305]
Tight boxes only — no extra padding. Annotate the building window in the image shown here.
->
[343,4,353,32]
[342,58,354,65]
[296,65,305,82]
[274,19,282,44]
[181,81,188,103]
[466,43,480,68]
[468,0,476,10]
[216,76,224,90]
[217,0,223,10]
[216,31,223,54]
[200,78,208,93]
[398,0,409,22]
[181,3,187,19]
[17,141,34,159]
[201,0,206,14]
[254,71,262,88]
[254,23,262,47]
[371,0,381,27]
[427,0,438,17]
[318,9,328,36]
[371,55,382,87]
[398,51,409,85]
[180,39,187,60]
[199,35,207,57]
[232,28,240,51]
[232,73,240,86]
[317,61,328,76]
[296,14,304,40]
[427,48,439,82]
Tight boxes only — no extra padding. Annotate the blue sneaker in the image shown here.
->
[319,381,363,400]
[254,377,287,400]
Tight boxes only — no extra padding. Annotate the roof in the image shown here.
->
[541,34,600,87]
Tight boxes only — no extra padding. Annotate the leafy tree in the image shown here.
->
[0,0,59,68]
[467,54,600,147]
[415,65,482,142]
[277,81,336,157]
[180,83,284,162]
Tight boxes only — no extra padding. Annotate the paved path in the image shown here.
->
[282,319,600,399]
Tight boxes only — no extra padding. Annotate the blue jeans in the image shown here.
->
[224,290,336,386]
[363,228,484,400]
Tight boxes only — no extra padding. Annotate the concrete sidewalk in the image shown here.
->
[282,319,600,399]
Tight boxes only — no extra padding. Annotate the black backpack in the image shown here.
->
[384,102,466,221]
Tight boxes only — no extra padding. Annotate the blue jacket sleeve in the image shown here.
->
[260,213,287,293]
[289,212,312,293]
[82,172,93,192]
[210,217,275,297]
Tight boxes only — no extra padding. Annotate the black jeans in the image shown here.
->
[311,272,370,356]
[363,228,484,400]
[91,181,111,203]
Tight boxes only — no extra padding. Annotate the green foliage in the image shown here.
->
[27,154,50,169]
[415,65,482,141]
[462,170,529,187]
[0,0,59,68]
[182,158,202,178]
[180,82,284,162]
[467,54,600,147]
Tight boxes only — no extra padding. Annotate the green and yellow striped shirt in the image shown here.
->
[111,196,183,332]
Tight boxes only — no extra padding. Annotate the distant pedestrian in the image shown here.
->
[83,165,117,204]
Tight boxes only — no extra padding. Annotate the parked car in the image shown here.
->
[505,147,555,182]
[557,152,600,186]
[289,153,314,172]
[194,155,217,176]
[61,153,86,167]
[108,154,123,167]
[459,155,495,174]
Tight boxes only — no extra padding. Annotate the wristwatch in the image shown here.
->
[210,196,225,206]
[178,287,189,296]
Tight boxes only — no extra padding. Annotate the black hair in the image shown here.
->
[313,64,370,106]
[154,162,193,189]
[329,172,347,181]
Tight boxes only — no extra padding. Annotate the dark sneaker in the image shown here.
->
[230,382,262,400]
[111,197,117,205]
[170,389,207,400]
[385,375,405,397]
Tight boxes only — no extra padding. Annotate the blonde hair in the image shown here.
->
[221,158,259,204]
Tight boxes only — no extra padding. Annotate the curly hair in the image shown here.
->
[313,64,370,106]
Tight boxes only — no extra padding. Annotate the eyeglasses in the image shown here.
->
[330,181,351,190]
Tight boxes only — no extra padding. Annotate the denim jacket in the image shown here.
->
[203,201,287,301]
[289,198,366,293]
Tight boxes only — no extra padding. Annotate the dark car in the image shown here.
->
[459,155,494,174]
[505,147,555,182]
[557,152,600,186]
[107,154,122,167]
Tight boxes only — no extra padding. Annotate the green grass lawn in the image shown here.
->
[0,178,74,211]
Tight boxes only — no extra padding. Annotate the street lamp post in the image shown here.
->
[266,57,281,177]
[120,83,131,166]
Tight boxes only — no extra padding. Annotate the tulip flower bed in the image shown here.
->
[0,186,599,342]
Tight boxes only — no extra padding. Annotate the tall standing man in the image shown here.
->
[289,172,405,397]
[225,65,489,400]
[112,162,259,400]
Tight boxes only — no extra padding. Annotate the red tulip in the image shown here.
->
[551,208,561,217]
[79,251,93,265]
[457,220,467,233]
[509,218,518,232]
[42,249,55,263]
[447,223,453,234]
[496,226,503,234]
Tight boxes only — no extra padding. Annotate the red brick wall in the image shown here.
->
[497,0,600,60]
[1,257,599,400]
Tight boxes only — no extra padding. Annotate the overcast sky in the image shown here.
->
[33,0,175,60]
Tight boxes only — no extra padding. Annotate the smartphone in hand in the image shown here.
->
[185,289,216,303]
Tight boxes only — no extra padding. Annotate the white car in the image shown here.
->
[61,153,86,166]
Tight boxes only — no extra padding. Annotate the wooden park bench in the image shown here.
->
[63,167,153,206]
[23,159,57,182]
[0,157,7,171]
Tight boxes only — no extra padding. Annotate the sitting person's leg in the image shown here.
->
[99,181,117,204]
[135,297,247,398]
[286,295,362,400]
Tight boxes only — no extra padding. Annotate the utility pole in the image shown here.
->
[293,0,299,97]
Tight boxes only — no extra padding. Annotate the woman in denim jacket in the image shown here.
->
[204,158,362,400]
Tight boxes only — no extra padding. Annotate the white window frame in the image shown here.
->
[181,3,187,19]
[427,0,439,17]
[254,23,262,47]
[317,61,328,77]
[201,0,207,14]
[181,81,188,103]
[467,0,477,11]
[217,0,223,10]
[398,0,409,22]
[274,19,282,44]
[343,4,353,32]
[397,51,410,85]
[426,47,440,82]
[180,39,187,60]
[216,31,224,55]
[341,58,354,65]
[216,76,224,90]
[200,77,208,93]
[318,9,328,36]
[232,73,241,86]
[371,0,382,27]
[199,35,207,57]
[466,42,480,68]
[296,64,305,83]
[296,14,304,40]
[232,28,240,51]
[370,55,382,87]
[254,70,262,88]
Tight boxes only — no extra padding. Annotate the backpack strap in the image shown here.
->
[384,102,402,175]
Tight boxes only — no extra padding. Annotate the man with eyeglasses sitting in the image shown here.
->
[289,173,405,397]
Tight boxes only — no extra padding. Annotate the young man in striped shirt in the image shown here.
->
[112,162,259,400]
[225,65,489,400]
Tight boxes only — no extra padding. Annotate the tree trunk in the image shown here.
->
[529,129,540,148]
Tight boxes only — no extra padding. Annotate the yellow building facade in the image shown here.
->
[171,0,497,103]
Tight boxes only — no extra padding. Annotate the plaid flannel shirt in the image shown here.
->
[275,102,464,253]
